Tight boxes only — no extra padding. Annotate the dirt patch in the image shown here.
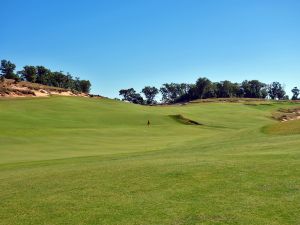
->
[0,79,90,98]
[273,108,300,122]
[33,90,49,97]
[50,91,75,96]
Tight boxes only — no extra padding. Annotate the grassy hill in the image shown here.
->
[0,97,300,225]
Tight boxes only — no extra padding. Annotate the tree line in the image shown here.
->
[120,77,300,105]
[0,59,91,93]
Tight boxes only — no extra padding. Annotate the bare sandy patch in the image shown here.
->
[273,108,300,122]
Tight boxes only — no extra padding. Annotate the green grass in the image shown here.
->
[263,120,300,135]
[0,97,300,225]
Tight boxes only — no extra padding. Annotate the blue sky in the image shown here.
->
[1,0,300,97]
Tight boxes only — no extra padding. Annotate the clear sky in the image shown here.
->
[1,0,300,98]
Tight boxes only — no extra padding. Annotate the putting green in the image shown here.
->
[0,97,299,225]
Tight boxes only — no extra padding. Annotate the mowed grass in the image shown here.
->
[263,120,300,135]
[0,97,300,225]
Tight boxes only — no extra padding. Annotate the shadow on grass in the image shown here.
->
[169,114,203,125]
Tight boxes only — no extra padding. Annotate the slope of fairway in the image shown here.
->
[263,120,300,135]
[0,97,300,225]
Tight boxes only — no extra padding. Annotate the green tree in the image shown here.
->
[119,88,144,104]
[18,66,37,82]
[291,87,300,100]
[0,60,17,79]
[283,95,289,100]
[204,82,218,98]
[51,71,66,88]
[176,83,196,102]
[142,86,159,105]
[119,88,136,101]
[195,77,211,99]
[241,80,266,98]
[268,82,286,100]
[79,80,91,93]
[216,80,239,98]
[36,66,51,85]
[260,87,268,99]
[160,83,182,103]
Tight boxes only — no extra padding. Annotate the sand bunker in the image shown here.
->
[274,108,300,122]
[0,79,90,98]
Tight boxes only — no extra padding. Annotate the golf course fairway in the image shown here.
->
[0,97,299,225]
